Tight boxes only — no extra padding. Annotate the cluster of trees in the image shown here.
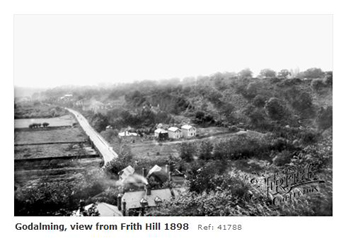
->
[15,102,67,119]
[179,133,300,165]
[15,168,109,216]
[146,132,332,216]
[29,122,49,128]
[84,106,173,132]
[39,67,332,139]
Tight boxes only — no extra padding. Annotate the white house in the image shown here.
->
[119,131,139,138]
[181,124,196,138]
[167,127,182,139]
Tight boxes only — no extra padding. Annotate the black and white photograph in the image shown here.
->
[13,14,332,217]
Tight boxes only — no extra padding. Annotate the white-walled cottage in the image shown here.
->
[181,124,196,138]
[167,127,182,139]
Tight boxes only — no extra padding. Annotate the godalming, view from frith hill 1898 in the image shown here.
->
[14,15,332,216]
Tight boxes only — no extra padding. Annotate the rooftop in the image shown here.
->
[122,188,186,210]
[73,202,122,217]
[168,127,180,132]
[154,128,168,134]
[181,124,194,130]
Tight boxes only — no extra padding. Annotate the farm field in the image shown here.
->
[15,143,97,160]
[15,158,103,187]
[14,114,76,128]
[197,126,229,137]
[15,127,87,145]
[126,130,265,161]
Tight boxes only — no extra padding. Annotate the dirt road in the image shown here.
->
[66,108,118,165]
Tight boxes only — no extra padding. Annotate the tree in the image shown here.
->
[259,69,276,78]
[91,113,109,132]
[301,68,324,79]
[292,92,315,118]
[323,71,332,87]
[253,95,266,108]
[316,106,332,130]
[180,143,196,162]
[246,82,263,99]
[278,69,291,78]
[195,111,205,120]
[198,141,213,160]
[238,68,253,79]
[265,97,286,121]
[310,78,325,91]
[100,129,119,143]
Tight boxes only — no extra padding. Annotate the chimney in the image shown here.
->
[122,201,126,216]
[142,168,147,177]
[146,185,151,195]
[79,200,86,215]
[165,164,169,173]
[117,194,122,211]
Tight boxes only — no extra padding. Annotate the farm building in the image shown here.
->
[72,202,122,217]
[76,99,106,113]
[59,94,73,102]
[88,101,106,113]
[167,127,182,139]
[181,124,197,138]
[119,165,135,181]
[118,130,140,143]
[154,128,168,140]
[118,131,139,138]
[120,187,186,216]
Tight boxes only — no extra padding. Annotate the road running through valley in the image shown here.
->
[66,108,118,166]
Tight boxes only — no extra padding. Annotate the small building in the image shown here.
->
[120,187,186,216]
[119,131,139,138]
[72,202,122,217]
[59,94,73,101]
[78,99,106,113]
[154,128,168,140]
[88,101,106,113]
[181,124,197,138]
[167,127,182,139]
[119,165,135,181]
[156,123,170,130]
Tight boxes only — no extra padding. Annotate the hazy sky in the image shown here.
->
[14,15,332,88]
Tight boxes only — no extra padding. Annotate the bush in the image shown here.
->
[265,98,287,121]
[253,95,266,108]
[299,130,320,145]
[311,78,325,91]
[272,150,292,166]
[180,143,196,162]
[316,106,332,131]
[198,141,213,160]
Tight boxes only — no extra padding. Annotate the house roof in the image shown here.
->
[73,202,122,217]
[147,165,163,177]
[119,165,135,180]
[181,124,195,130]
[168,127,180,132]
[119,131,139,137]
[154,128,168,134]
[122,188,186,210]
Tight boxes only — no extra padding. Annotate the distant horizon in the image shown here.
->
[14,15,332,89]
[14,66,332,90]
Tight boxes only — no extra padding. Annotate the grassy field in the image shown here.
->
[15,127,86,145]
[197,126,229,137]
[15,158,103,187]
[14,114,76,128]
[15,143,97,160]
[14,101,68,119]
[125,130,265,161]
